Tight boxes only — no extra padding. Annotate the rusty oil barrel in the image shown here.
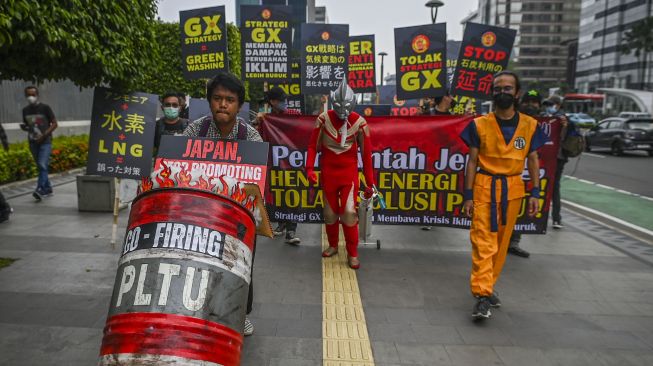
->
[98,188,256,366]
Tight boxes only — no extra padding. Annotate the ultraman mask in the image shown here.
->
[330,77,357,121]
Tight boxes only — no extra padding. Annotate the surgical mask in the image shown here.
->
[493,93,515,110]
[546,106,558,115]
[163,107,179,119]
[27,96,37,105]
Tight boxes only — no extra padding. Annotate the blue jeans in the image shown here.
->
[29,142,52,194]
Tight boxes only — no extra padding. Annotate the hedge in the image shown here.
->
[0,134,88,184]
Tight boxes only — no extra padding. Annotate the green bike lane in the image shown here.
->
[561,175,653,232]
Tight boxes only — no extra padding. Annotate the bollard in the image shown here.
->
[99,187,256,366]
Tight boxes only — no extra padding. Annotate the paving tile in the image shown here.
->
[370,341,401,363]
[444,345,504,366]
[395,343,452,365]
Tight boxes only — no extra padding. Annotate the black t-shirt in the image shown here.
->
[432,109,452,116]
[22,103,55,143]
[154,117,189,148]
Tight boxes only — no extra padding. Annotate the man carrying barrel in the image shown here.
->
[184,71,262,336]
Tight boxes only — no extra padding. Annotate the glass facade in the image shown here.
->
[575,0,653,92]
[472,0,582,84]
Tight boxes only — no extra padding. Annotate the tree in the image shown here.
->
[620,16,653,90]
[0,0,159,90]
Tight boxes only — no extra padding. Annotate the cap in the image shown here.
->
[542,95,562,106]
[520,89,541,104]
[264,86,287,103]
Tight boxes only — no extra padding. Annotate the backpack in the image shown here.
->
[199,116,248,140]
[562,127,584,158]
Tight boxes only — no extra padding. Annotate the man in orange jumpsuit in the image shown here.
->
[460,71,547,320]
[305,78,375,269]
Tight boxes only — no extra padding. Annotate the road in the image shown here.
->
[565,150,653,198]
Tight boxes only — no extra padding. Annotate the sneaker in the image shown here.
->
[488,292,501,308]
[272,223,285,236]
[32,191,42,202]
[472,297,492,319]
[244,316,254,336]
[421,226,432,231]
[508,246,530,258]
[285,230,301,245]
[42,189,54,197]
[552,221,564,229]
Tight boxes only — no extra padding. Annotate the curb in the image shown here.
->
[0,167,86,193]
[563,199,653,245]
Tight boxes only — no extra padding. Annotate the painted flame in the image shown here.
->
[155,160,175,188]
[175,169,192,188]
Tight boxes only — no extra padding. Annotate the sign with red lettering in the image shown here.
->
[394,23,447,100]
[377,85,420,116]
[155,136,269,195]
[451,22,516,100]
[348,35,376,93]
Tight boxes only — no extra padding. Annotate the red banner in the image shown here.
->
[260,114,561,234]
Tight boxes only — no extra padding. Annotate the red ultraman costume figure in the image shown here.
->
[305,78,375,269]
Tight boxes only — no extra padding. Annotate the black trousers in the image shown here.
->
[552,159,566,223]
[0,192,10,221]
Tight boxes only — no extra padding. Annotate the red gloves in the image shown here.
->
[363,186,374,199]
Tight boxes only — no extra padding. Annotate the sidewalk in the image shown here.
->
[1,179,653,365]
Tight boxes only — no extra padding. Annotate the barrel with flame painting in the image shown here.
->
[99,187,256,366]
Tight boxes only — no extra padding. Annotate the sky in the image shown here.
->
[157,0,479,82]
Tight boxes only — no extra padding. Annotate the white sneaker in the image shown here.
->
[244,316,254,336]
[552,221,564,229]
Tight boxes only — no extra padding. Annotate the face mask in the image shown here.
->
[546,106,558,115]
[163,107,179,119]
[27,96,37,105]
[493,93,515,110]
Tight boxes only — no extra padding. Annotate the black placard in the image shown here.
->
[451,22,516,100]
[86,87,158,178]
[268,59,304,114]
[300,24,349,94]
[394,23,447,100]
[180,6,228,80]
[241,5,292,81]
[348,35,376,93]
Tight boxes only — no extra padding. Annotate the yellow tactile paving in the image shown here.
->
[322,226,375,366]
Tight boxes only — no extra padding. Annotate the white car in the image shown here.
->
[618,112,651,119]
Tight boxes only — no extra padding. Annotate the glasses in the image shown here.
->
[492,86,514,94]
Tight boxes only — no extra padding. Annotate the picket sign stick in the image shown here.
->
[110,177,121,247]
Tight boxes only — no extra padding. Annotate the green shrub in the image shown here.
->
[0,135,89,184]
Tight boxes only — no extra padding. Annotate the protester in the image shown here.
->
[506,89,544,259]
[542,95,568,229]
[177,92,189,119]
[183,71,262,336]
[421,93,455,231]
[257,86,302,245]
[305,78,375,269]
[0,120,8,151]
[20,86,58,201]
[460,71,547,320]
[154,92,189,153]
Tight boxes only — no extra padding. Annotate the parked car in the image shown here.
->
[618,111,651,119]
[566,113,596,128]
[585,118,653,156]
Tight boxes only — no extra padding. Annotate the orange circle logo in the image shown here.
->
[261,9,271,19]
[481,31,497,47]
[393,95,406,107]
[364,107,373,116]
[412,35,430,54]
[321,31,330,41]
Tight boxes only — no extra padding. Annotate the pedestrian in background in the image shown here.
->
[542,95,568,229]
[460,71,547,320]
[256,86,302,245]
[506,89,544,259]
[20,86,58,201]
[154,92,189,153]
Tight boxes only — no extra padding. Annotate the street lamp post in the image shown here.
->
[425,0,444,24]
[379,51,388,86]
